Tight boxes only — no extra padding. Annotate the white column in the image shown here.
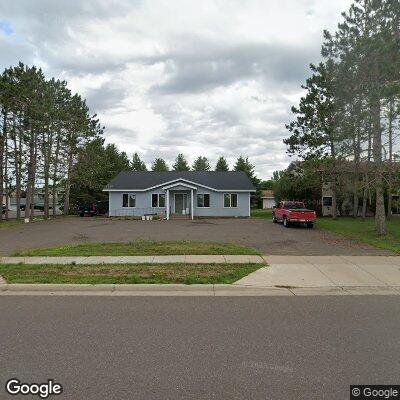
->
[191,189,194,220]
[166,189,170,220]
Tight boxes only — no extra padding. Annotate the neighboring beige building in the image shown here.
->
[262,190,275,209]
[322,182,399,217]
[1,194,9,206]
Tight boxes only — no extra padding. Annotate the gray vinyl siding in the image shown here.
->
[109,189,166,217]
[194,189,249,217]
[108,188,250,217]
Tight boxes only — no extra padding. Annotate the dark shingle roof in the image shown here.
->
[104,171,255,191]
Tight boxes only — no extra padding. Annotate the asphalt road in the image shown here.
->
[1,296,399,400]
[0,216,392,255]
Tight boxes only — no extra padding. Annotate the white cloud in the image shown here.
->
[0,0,353,177]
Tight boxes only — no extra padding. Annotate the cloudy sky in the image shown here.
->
[0,0,351,178]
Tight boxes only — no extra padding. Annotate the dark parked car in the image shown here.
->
[1,204,6,214]
[34,203,53,212]
[78,201,108,217]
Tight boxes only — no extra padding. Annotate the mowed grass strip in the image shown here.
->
[317,216,400,253]
[0,263,263,284]
[251,209,273,219]
[13,240,260,257]
[0,219,23,229]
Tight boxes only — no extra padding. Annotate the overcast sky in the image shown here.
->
[0,0,352,178]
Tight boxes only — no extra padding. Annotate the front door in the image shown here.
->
[175,194,186,214]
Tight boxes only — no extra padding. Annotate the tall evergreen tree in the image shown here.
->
[320,0,400,234]
[70,139,130,205]
[234,156,258,185]
[172,153,190,171]
[215,156,229,171]
[284,62,339,218]
[131,152,147,171]
[234,156,261,207]
[192,156,210,171]
[151,158,169,171]
[0,62,104,220]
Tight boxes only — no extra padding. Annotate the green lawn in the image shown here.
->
[251,209,273,219]
[0,215,73,229]
[13,240,260,257]
[0,263,263,284]
[0,219,22,229]
[0,219,23,229]
[317,216,400,253]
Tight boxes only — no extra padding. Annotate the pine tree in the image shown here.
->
[234,156,258,184]
[215,156,229,171]
[320,0,400,234]
[192,156,210,171]
[234,156,260,207]
[131,152,147,171]
[284,62,339,219]
[70,139,130,205]
[0,62,104,219]
[151,158,169,171]
[172,153,190,171]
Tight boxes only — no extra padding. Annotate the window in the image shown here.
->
[283,202,304,209]
[122,193,136,207]
[323,196,333,207]
[197,194,210,208]
[224,193,238,208]
[152,193,165,207]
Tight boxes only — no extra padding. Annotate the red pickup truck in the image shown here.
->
[272,201,316,228]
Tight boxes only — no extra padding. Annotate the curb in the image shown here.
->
[0,283,399,296]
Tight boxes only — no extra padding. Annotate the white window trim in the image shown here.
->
[151,193,166,208]
[122,193,136,208]
[322,196,333,207]
[196,193,211,208]
[223,193,238,208]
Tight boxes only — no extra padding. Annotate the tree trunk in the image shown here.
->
[371,98,386,235]
[352,121,361,218]
[361,174,368,220]
[331,179,337,219]
[43,131,53,219]
[0,111,6,221]
[386,99,394,220]
[329,141,338,219]
[52,135,61,216]
[353,182,359,217]
[44,170,50,219]
[14,128,22,220]
[362,123,372,220]
[63,147,74,215]
[4,134,8,220]
[25,130,37,220]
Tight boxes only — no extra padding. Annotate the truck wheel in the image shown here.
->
[272,214,277,223]
[79,213,84,217]
[283,217,290,228]
[307,223,314,229]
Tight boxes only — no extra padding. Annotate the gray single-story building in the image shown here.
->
[104,171,255,219]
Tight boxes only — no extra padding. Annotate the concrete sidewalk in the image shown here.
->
[1,255,399,296]
[0,254,266,264]
[235,255,400,293]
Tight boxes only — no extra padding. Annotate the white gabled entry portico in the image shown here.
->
[162,181,197,220]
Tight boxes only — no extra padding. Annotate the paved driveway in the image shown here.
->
[235,255,400,294]
[0,216,393,256]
